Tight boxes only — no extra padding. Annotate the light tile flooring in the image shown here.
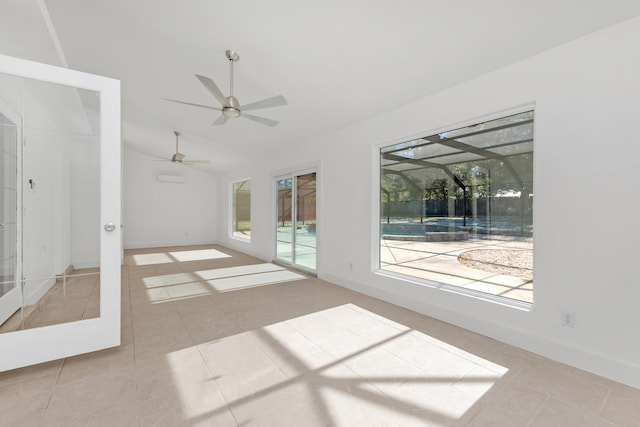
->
[381,237,533,303]
[1,244,639,426]
[0,269,101,333]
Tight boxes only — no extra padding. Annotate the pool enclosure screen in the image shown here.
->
[379,110,533,304]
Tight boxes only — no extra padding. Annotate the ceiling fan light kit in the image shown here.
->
[165,50,287,127]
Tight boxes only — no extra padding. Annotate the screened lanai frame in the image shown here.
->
[375,107,534,308]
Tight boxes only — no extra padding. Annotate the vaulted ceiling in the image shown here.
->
[2,0,640,173]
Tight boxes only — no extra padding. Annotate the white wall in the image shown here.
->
[217,17,640,388]
[123,148,217,249]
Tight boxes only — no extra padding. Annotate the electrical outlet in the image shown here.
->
[561,312,575,328]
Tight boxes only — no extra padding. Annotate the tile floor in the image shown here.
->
[0,269,101,333]
[1,244,638,426]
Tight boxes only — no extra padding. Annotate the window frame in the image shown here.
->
[230,178,251,242]
[373,105,535,310]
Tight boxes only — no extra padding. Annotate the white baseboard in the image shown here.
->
[26,277,56,306]
[72,260,99,269]
[219,240,271,263]
[123,239,217,250]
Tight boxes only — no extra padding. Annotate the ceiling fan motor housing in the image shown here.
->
[171,152,186,162]
[223,96,241,118]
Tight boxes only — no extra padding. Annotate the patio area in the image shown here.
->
[380,235,533,304]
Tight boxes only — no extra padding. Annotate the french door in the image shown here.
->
[275,171,317,273]
[0,54,121,371]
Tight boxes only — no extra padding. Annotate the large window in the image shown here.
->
[379,110,533,305]
[231,179,251,240]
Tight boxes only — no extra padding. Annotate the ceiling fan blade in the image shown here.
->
[153,159,172,162]
[213,115,229,126]
[183,160,211,164]
[195,74,229,107]
[242,113,279,127]
[241,95,287,112]
[164,98,222,111]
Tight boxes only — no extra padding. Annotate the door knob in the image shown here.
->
[104,222,116,232]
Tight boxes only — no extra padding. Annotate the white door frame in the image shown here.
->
[0,98,21,326]
[273,167,318,274]
[0,54,121,371]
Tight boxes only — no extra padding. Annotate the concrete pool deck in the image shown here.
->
[380,236,533,303]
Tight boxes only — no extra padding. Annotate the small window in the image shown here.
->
[231,179,251,240]
[379,110,533,305]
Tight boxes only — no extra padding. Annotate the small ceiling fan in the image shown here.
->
[165,50,287,127]
[154,131,210,164]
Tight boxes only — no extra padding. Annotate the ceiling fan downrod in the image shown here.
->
[174,130,181,152]
[223,50,241,118]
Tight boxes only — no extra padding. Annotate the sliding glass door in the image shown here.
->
[276,171,317,272]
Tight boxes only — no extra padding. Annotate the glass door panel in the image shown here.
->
[275,171,317,272]
[0,77,102,332]
[276,178,293,262]
[294,173,316,270]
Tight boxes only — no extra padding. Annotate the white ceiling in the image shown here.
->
[2,0,640,174]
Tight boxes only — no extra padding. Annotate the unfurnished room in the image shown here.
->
[1,1,639,426]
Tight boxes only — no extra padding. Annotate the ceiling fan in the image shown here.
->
[154,131,210,164]
[165,50,287,127]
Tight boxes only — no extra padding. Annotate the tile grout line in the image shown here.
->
[193,334,242,426]
[123,269,143,426]
[42,355,68,422]
[597,384,613,422]
[171,258,242,427]
[526,394,550,426]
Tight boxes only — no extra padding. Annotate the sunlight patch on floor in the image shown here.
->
[187,303,506,426]
[144,282,211,303]
[194,263,284,281]
[132,252,174,266]
[143,273,198,288]
[139,263,306,304]
[205,269,306,292]
[169,249,232,262]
